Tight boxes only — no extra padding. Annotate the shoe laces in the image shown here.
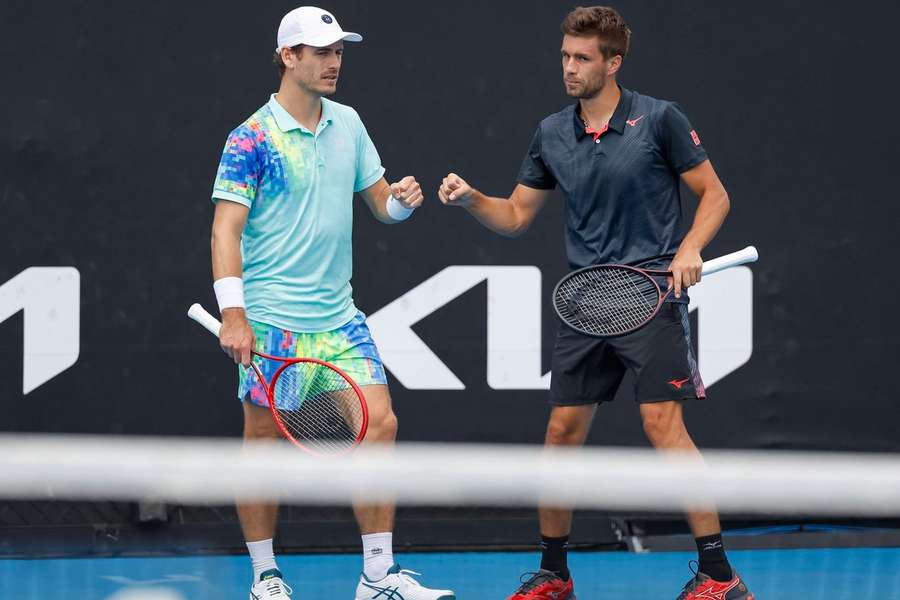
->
[265,578,293,597]
[677,561,706,599]
[515,571,556,594]
[396,568,425,587]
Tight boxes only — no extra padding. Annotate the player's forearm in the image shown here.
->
[681,188,730,253]
[362,183,394,224]
[465,190,528,237]
[210,225,248,321]
[210,226,243,281]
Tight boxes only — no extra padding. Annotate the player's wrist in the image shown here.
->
[678,238,705,254]
[214,276,244,312]
[220,308,249,331]
[386,194,415,220]
[460,188,480,209]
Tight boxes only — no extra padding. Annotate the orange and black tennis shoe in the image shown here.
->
[507,569,575,600]
[677,563,753,600]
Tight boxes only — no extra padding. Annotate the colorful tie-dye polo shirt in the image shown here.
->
[212,94,385,332]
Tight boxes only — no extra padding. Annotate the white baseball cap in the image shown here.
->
[276,6,362,52]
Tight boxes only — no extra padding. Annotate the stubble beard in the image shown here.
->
[571,73,606,100]
[298,76,338,97]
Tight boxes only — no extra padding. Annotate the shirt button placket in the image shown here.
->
[314,128,325,168]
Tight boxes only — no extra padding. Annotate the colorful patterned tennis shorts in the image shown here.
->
[238,311,388,407]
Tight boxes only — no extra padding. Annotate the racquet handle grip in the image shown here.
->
[187,303,223,337]
[701,246,758,276]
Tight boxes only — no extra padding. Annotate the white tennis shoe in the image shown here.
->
[250,569,293,599]
[355,564,455,600]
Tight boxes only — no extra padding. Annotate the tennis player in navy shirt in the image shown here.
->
[439,6,753,600]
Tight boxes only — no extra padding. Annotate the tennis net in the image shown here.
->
[1,434,899,514]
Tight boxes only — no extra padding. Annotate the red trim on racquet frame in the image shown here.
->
[259,352,369,457]
[552,246,759,339]
[187,303,368,456]
[552,263,668,338]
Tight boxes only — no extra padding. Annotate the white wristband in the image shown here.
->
[213,277,245,312]
[386,194,415,221]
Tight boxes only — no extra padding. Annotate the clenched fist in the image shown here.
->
[390,175,424,209]
[438,173,474,207]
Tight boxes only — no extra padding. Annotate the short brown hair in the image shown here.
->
[273,45,303,78]
[561,6,631,59]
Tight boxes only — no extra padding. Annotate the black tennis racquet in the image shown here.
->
[553,246,758,338]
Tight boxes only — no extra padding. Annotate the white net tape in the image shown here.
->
[1,434,898,516]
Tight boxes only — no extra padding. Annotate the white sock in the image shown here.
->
[247,538,279,582]
[362,532,394,581]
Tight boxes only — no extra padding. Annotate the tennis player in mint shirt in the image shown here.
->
[209,7,455,600]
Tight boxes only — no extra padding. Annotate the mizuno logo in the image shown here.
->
[626,115,645,127]
[692,578,740,599]
[668,377,691,390]
[361,582,405,599]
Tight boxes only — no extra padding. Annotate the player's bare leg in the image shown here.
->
[238,401,281,543]
[507,404,597,599]
[540,405,597,538]
[237,401,292,597]
[641,400,753,599]
[639,401,720,535]
[352,384,398,535]
[350,384,454,599]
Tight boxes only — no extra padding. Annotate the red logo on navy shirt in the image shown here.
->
[668,377,691,390]
[626,115,645,127]
[690,130,701,146]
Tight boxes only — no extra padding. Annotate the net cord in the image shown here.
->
[1,435,898,516]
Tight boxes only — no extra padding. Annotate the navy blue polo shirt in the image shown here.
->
[518,87,708,275]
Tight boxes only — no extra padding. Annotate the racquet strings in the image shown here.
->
[554,267,661,336]
[272,362,364,454]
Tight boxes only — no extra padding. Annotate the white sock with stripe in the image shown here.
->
[362,532,394,581]
[247,538,279,582]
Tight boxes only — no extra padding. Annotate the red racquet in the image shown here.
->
[188,303,368,456]
[553,246,759,338]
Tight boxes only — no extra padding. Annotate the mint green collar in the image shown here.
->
[268,94,333,134]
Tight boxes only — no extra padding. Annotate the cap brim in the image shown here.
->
[303,31,363,47]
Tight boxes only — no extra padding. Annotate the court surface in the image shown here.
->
[3,547,900,599]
